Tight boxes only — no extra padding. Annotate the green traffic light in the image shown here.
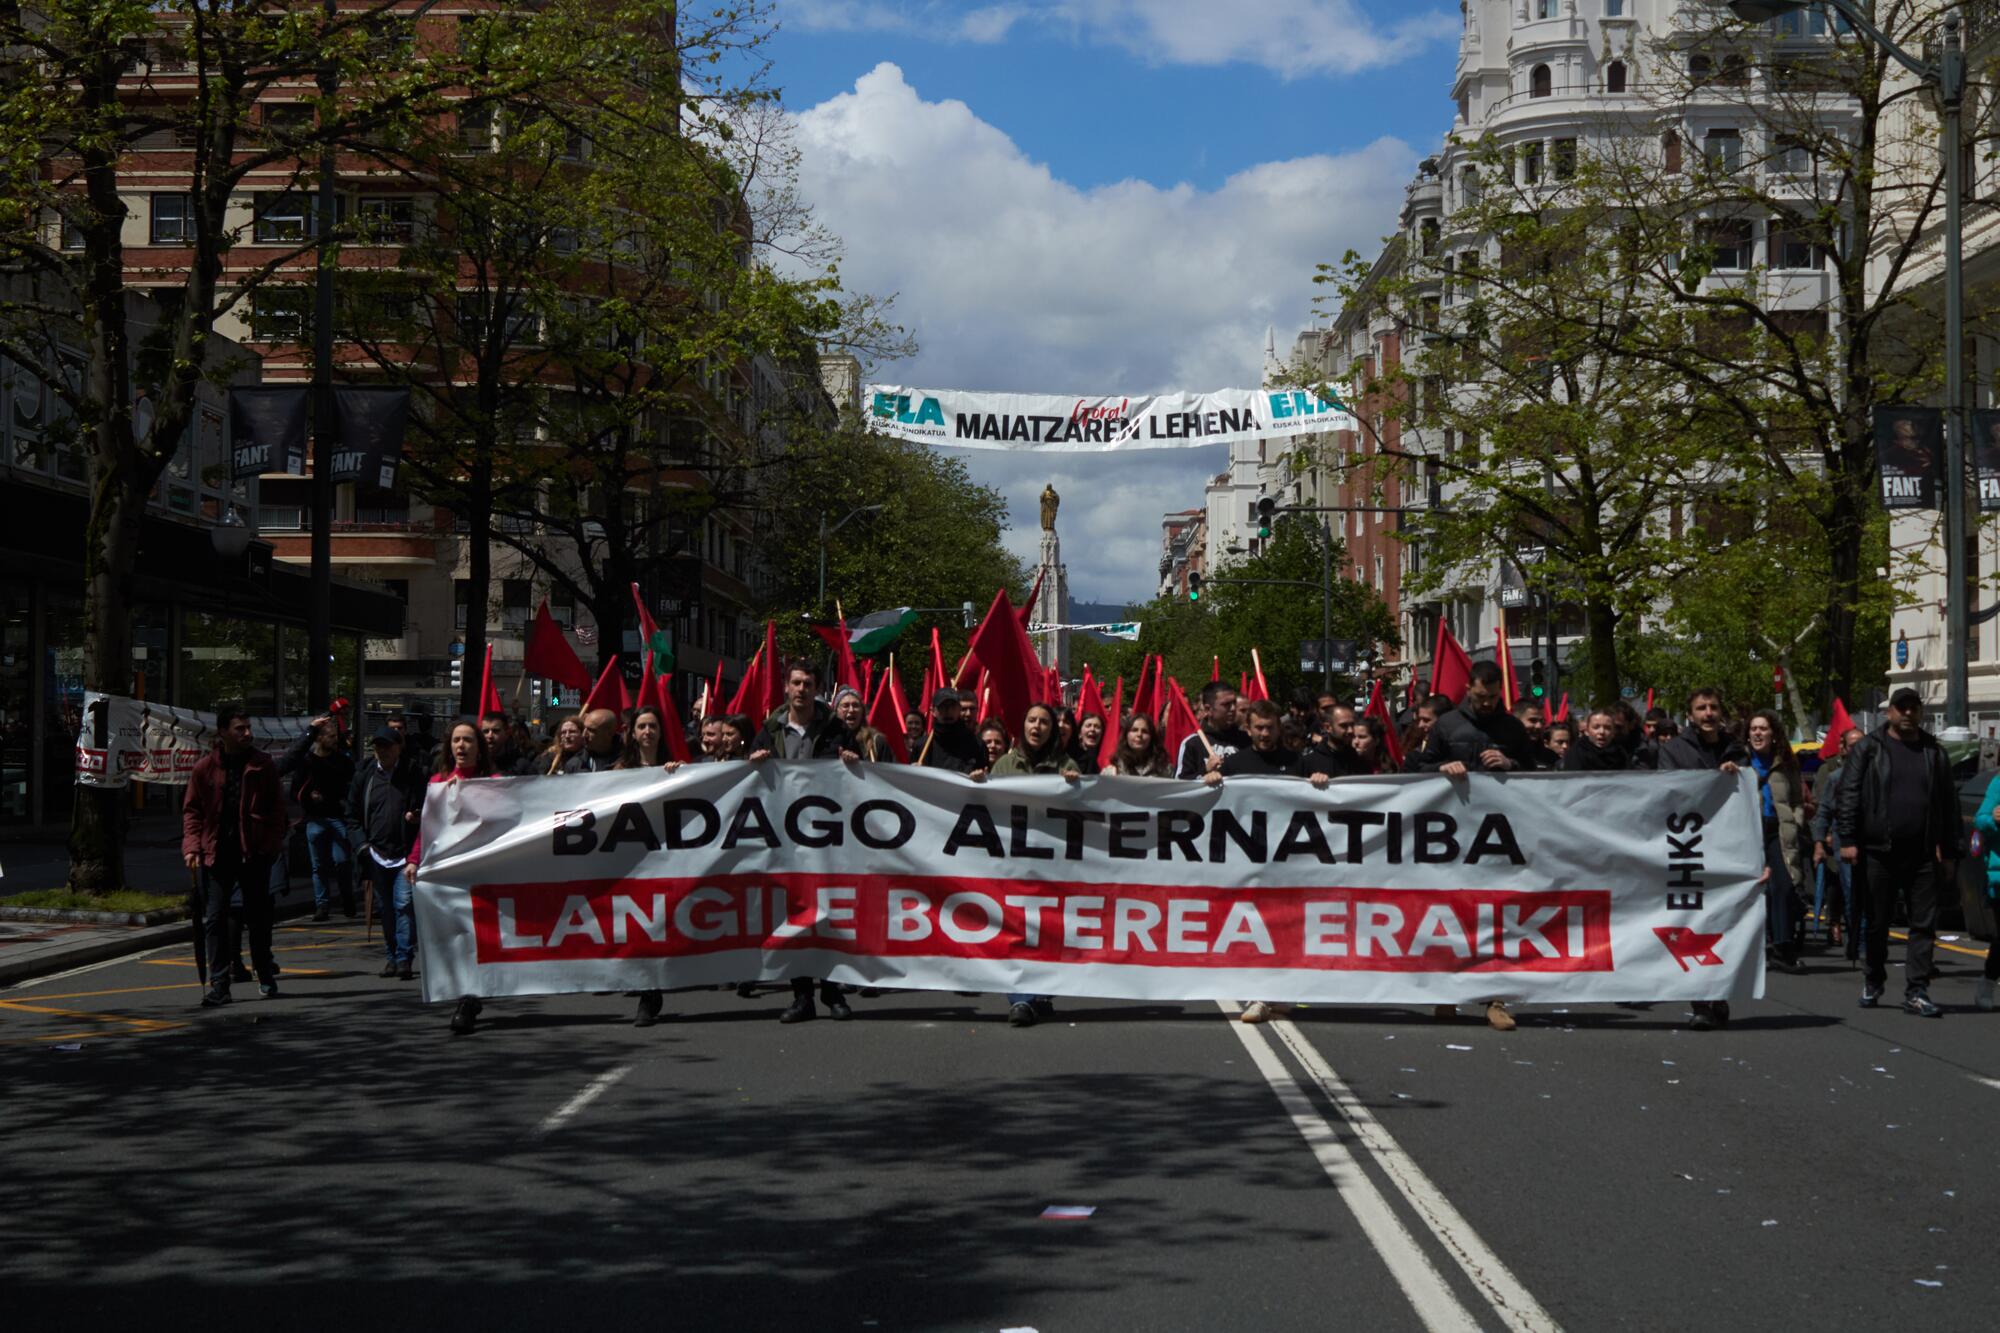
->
[1532,686,1545,698]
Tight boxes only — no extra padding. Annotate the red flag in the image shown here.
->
[706,658,724,718]
[1645,687,1655,715]
[1552,692,1570,724]
[921,628,946,716]
[866,657,911,762]
[809,619,862,693]
[725,643,766,715]
[1654,925,1726,970]
[1045,663,1061,708]
[1431,621,1473,704]
[1127,655,1157,723]
[646,673,692,763]
[478,643,503,716]
[860,656,875,708]
[522,600,590,691]
[965,587,1042,732]
[761,621,783,718]
[974,667,992,723]
[1162,677,1203,765]
[1820,697,1856,760]
[582,655,630,714]
[1405,674,1417,709]
[1238,670,1249,702]
[1363,678,1404,771]
[1249,648,1270,703]
[1077,666,1108,722]
[1098,676,1124,770]
[1495,627,1518,709]
[1211,656,1221,683]
[1017,567,1046,626]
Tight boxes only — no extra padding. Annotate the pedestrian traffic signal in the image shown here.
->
[1256,496,1276,538]
[1187,572,1203,602]
[1530,661,1545,698]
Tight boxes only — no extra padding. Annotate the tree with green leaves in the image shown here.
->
[0,0,608,891]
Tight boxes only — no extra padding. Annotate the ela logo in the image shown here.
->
[871,392,945,427]
[1267,390,1345,421]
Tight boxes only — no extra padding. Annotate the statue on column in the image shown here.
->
[1040,483,1060,532]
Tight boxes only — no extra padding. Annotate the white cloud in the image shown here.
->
[783,0,1457,76]
[791,63,1415,602]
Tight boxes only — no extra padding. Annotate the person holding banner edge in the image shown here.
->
[408,720,498,1035]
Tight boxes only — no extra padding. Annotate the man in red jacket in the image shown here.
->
[182,704,288,1006]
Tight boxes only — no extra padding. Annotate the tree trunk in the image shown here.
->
[1584,597,1619,709]
[67,447,145,892]
[1820,473,1865,710]
[458,453,494,717]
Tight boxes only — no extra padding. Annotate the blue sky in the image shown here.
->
[771,1,1463,604]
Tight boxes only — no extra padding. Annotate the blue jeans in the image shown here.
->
[303,819,354,914]
[361,857,414,965]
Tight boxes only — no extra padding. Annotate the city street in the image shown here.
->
[4,920,1996,1331]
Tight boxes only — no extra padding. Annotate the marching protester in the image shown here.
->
[1974,768,2000,1010]
[1614,701,1658,770]
[1104,712,1171,777]
[571,708,624,772]
[752,660,859,1023]
[1302,701,1368,777]
[1073,713,1106,770]
[1545,718,1573,763]
[1175,680,1249,777]
[1812,724,1864,956]
[280,712,356,922]
[917,688,984,773]
[540,715,585,775]
[1657,689,1752,1030]
[1208,699,1333,787]
[1833,688,1961,1017]
[347,727,425,980]
[620,704,672,770]
[1746,710,1808,975]
[184,705,289,1007]
[481,710,529,776]
[1561,707,1632,771]
[987,700,1078,1028]
[832,686,865,737]
[976,717,1010,775]
[1514,699,1558,770]
[1400,694,1451,772]
[1351,717,1390,775]
[410,720,498,1034]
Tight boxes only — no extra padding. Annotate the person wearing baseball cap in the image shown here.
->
[917,688,983,774]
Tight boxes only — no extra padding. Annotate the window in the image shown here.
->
[456,292,539,344]
[1767,134,1809,175]
[1460,168,1481,207]
[1536,0,1556,17]
[458,105,494,154]
[1459,251,1480,296]
[1606,60,1626,93]
[1522,140,1544,184]
[562,126,588,162]
[248,288,311,341]
[454,580,472,631]
[1698,219,1753,271]
[1456,89,1469,122]
[1604,0,1625,15]
[1663,131,1682,173]
[357,196,416,244]
[1420,217,1439,257]
[1552,138,1577,180]
[1704,128,1742,173]
[1773,8,1827,37]
[1689,53,1712,85]
[257,477,309,527]
[59,210,86,251]
[1768,214,1819,270]
[501,579,531,629]
[263,103,313,142]
[252,191,342,242]
[1530,64,1552,99]
[551,584,575,627]
[150,193,194,244]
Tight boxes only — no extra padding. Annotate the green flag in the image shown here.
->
[849,607,916,656]
[646,628,675,675]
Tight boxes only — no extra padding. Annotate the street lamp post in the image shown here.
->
[818,504,884,609]
[307,0,339,711]
[1720,2,1969,724]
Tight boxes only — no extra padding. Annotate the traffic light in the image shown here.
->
[1530,660,1546,698]
[449,657,463,690]
[1256,496,1276,538]
[1187,572,1203,602]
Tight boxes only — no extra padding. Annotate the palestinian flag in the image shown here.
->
[847,607,917,656]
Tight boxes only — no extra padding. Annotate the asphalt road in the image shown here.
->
[3,920,1997,1331]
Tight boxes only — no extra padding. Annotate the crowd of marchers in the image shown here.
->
[176,656,1997,1037]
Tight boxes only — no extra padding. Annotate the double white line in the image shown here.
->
[1221,1003,1560,1333]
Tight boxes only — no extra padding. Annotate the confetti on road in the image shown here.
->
[1761,1219,1779,1227]
[1445,1044,1473,1051]
[52,1043,82,1052]
[1914,1280,1943,1289]
[1040,1206,1095,1220]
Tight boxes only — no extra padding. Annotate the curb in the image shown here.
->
[0,898,318,989]
[0,905,189,927]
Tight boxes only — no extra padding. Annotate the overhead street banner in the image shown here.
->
[865,385,1355,451]
[411,764,1765,1006]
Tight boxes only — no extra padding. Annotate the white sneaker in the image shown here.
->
[1239,1001,1274,1024]
[1976,977,1997,1012]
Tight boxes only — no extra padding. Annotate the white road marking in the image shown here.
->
[1975,1076,2000,1092]
[1221,1003,1483,1333]
[532,1065,632,1139]
[1263,1014,1562,1333]
[2,941,185,992]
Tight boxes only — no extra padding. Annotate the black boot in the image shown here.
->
[450,998,482,1035]
[634,992,664,1027]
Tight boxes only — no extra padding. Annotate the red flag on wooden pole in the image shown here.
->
[1431,621,1473,704]
[1494,627,1518,709]
[867,654,911,762]
[1162,677,1205,765]
[582,655,629,714]
[965,587,1041,733]
[1249,648,1270,703]
[1098,676,1125,770]
[725,643,766,715]
[1363,678,1404,771]
[1551,692,1570,724]
[1820,698,1856,760]
[761,621,784,717]
[646,673,692,763]
[522,600,590,692]
[1211,656,1221,682]
[478,643,503,716]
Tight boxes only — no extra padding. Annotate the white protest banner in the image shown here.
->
[73,692,311,788]
[865,385,1354,451]
[411,763,1765,1006]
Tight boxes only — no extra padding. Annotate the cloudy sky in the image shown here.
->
[772,1,1461,605]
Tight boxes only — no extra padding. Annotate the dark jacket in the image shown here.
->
[182,746,288,865]
[346,754,426,859]
[1656,729,1751,771]
[1421,700,1535,771]
[990,747,1079,776]
[1301,738,1370,779]
[279,731,355,821]
[1834,724,1964,858]
[757,702,850,760]
[1221,745,1302,778]
[1561,737,1631,772]
[919,720,985,773]
[1176,725,1251,779]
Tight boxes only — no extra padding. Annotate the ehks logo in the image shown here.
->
[871,392,945,427]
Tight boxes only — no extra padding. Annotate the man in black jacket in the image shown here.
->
[1175,680,1251,778]
[280,715,357,921]
[916,689,984,773]
[1835,689,1962,1017]
[1210,700,1335,787]
[1654,687,1752,1031]
[347,728,426,979]
[1421,662,1534,776]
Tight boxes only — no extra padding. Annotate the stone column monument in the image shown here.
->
[1035,483,1070,680]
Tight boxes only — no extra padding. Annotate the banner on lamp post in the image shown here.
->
[228,386,308,481]
[1872,406,1943,510]
[409,763,1766,1007]
[1973,409,2000,513]
[331,386,411,489]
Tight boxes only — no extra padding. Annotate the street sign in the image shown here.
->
[1896,633,1909,667]
[1300,638,1358,673]
[449,641,465,657]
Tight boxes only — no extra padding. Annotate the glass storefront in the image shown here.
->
[0,585,29,822]
[180,610,276,716]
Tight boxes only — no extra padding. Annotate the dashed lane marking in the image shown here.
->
[531,1066,633,1140]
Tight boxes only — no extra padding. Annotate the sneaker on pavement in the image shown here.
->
[1688,1006,1715,1032]
[398,963,414,981]
[1975,977,1997,1011]
[1007,1001,1038,1028]
[1903,991,1942,1018]
[1859,985,1882,1008]
[1031,998,1057,1016]
[634,992,663,1027]
[1486,1002,1516,1032]
[380,961,398,978]
[258,979,279,999]
[200,985,232,1008]
[449,998,481,1035]
[1239,1001,1274,1024]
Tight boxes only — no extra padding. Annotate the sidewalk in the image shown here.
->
[0,838,313,987]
